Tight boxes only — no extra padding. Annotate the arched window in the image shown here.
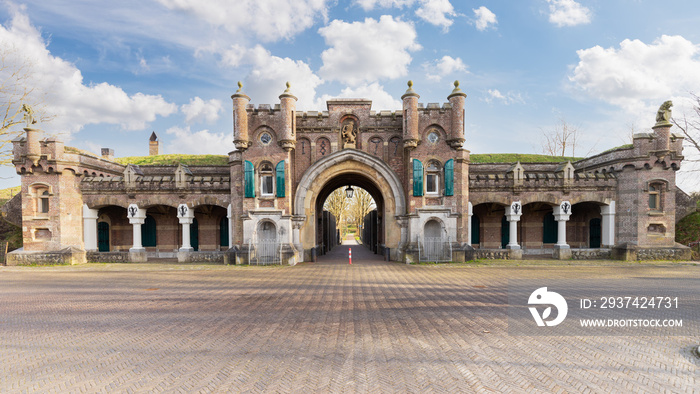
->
[142,215,157,247]
[29,184,51,215]
[39,190,49,213]
[648,184,661,211]
[260,162,274,196]
[426,161,440,194]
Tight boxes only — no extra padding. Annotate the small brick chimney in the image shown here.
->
[101,148,114,161]
[149,132,160,156]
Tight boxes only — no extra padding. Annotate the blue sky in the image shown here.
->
[1,0,700,190]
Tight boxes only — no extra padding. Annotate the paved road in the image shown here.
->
[1,247,698,392]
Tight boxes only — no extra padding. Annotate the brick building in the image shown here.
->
[8,82,691,265]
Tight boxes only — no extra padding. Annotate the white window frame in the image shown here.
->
[259,163,274,197]
[425,162,440,195]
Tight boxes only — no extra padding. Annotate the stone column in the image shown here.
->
[292,216,305,258]
[466,202,473,246]
[177,204,194,252]
[553,201,572,259]
[401,80,420,149]
[127,204,147,262]
[505,202,522,256]
[82,204,99,251]
[601,201,616,247]
[227,204,233,250]
[447,80,467,149]
[232,82,251,151]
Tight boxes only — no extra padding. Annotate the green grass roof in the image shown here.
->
[469,153,582,163]
[114,154,229,166]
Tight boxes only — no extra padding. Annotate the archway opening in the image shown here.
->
[316,174,382,258]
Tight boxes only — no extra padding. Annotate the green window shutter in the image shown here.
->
[413,159,423,196]
[276,160,285,197]
[444,159,454,196]
[244,160,255,198]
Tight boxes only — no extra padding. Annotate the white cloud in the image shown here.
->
[473,6,497,31]
[355,0,415,10]
[415,0,456,30]
[0,9,177,135]
[425,56,467,81]
[570,35,700,115]
[484,89,524,105]
[354,0,456,31]
[165,126,231,155]
[318,16,421,85]
[316,82,402,110]
[181,97,223,124]
[155,0,330,42]
[221,45,323,110]
[547,0,591,27]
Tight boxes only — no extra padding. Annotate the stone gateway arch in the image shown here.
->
[8,81,691,265]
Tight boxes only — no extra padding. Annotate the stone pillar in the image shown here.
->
[232,81,251,151]
[553,201,572,259]
[505,202,522,253]
[82,204,99,251]
[466,202,473,246]
[177,204,194,252]
[601,201,616,247]
[25,127,42,166]
[653,101,673,152]
[401,80,420,149]
[127,204,147,262]
[447,80,467,149]
[227,204,233,250]
[278,82,297,151]
[292,216,305,259]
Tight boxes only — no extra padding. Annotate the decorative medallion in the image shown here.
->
[427,131,439,144]
[260,132,272,145]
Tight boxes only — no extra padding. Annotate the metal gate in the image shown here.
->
[418,236,452,262]
[249,233,280,265]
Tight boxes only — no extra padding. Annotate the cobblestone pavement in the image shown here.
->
[1,245,699,393]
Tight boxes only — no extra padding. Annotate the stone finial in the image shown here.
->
[279,80,297,100]
[654,100,673,127]
[401,80,419,99]
[232,81,250,100]
[448,80,467,99]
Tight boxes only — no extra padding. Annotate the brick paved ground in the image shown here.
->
[1,243,699,392]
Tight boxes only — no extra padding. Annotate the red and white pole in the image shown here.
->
[349,248,352,265]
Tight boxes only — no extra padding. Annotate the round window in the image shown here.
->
[260,132,272,145]
[427,131,439,143]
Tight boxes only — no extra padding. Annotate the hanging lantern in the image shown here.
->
[345,185,354,199]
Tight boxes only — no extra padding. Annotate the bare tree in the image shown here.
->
[323,187,349,237]
[0,46,49,166]
[348,188,375,230]
[540,118,581,157]
[672,93,700,160]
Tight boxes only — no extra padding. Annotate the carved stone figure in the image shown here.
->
[655,100,673,126]
[21,104,36,127]
[342,120,357,144]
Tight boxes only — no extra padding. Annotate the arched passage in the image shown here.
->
[294,149,406,261]
[316,178,384,257]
